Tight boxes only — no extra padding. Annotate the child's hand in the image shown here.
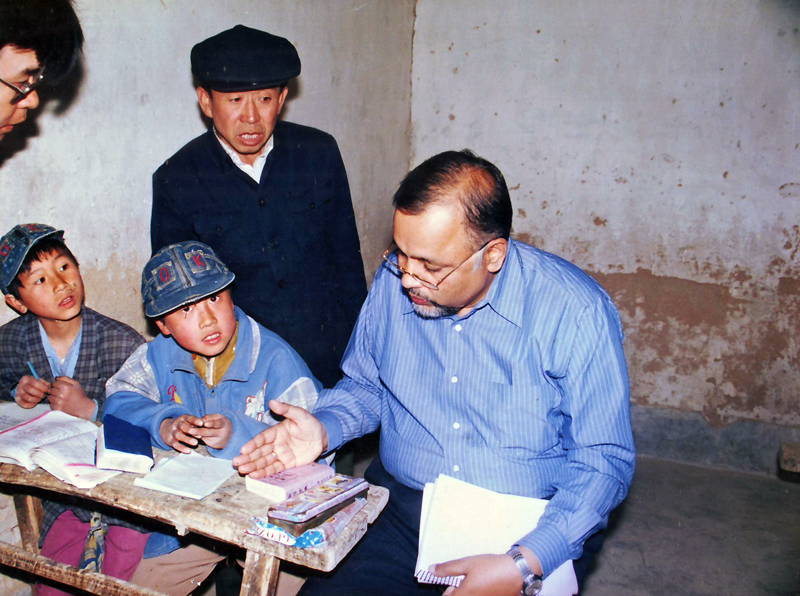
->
[49,377,94,419]
[195,413,232,450]
[15,375,51,408]
[159,415,204,453]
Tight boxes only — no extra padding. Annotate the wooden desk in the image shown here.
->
[0,452,388,596]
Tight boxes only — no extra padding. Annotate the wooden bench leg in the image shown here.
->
[12,494,41,552]
[240,549,279,596]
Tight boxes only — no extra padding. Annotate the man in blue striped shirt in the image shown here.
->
[234,150,635,596]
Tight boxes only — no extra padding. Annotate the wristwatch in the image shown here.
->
[507,546,543,596]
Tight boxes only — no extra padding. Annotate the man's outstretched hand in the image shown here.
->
[232,399,327,478]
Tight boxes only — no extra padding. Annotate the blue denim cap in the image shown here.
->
[142,241,235,318]
[0,224,64,295]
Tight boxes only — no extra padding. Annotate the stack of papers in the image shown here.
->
[415,474,578,596]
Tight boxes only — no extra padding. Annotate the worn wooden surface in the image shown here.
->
[779,441,800,473]
[11,493,40,552]
[0,541,166,596]
[0,448,388,572]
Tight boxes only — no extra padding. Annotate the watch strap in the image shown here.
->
[507,546,543,596]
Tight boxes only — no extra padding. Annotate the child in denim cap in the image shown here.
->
[104,240,321,595]
[0,223,148,596]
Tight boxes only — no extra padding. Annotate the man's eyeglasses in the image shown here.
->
[0,71,44,105]
[382,240,491,291]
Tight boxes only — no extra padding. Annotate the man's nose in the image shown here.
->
[17,90,39,110]
[240,98,259,123]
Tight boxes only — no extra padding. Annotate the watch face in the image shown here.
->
[523,576,543,596]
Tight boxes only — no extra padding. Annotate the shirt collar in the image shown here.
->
[213,128,274,183]
[481,239,525,327]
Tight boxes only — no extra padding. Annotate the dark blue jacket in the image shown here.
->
[151,121,367,387]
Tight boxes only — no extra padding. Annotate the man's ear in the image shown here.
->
[154,319,172,337]
[484,238,509,274]
[196,87,213,119]
[5,294,27,315]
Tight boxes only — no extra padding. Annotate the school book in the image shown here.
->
[0,409,98,471]
[415,474,578,596]
[245,462,335,502]
[29,432,121,489]
[95,415,154,474]
[133,451,236,500]
[267,474,368,524]
[0,407,120,488]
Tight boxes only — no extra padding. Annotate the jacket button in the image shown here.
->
[277,279,287,289]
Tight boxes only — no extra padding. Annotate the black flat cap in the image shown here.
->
[191,25,301,92]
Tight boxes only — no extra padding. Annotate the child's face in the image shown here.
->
[4,250,84,322]
[155,290,236,358]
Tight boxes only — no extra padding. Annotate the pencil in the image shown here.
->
[26,361,40,380]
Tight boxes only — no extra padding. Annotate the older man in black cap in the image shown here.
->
[151,25,367,390]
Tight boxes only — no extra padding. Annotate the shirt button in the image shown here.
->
[450,376,458,384]
[454,324,462,332]
[452,465,460,472]
[453,422,460,429]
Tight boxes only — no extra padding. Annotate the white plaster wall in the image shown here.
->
[411,0,800,427]
[0,0,414,334]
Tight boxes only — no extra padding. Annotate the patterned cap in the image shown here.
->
[0,224,64,294]
[142,241,235,318]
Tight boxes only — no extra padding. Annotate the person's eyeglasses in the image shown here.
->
[382,240,491,291]
[0,71,44,105]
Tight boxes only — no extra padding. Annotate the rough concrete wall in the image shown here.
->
[0,0,414,334]
[0,1,413,588]
[411,0,800,429]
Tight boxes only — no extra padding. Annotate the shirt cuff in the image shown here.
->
[314,409,344,455]
[516,521,571,579]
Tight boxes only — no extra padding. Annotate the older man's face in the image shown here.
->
[0,45,41,141]
[196,86,288,166]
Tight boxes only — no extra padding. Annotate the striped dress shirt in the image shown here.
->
[314,239,635,577]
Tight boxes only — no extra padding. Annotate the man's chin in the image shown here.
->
[411,302,458,319]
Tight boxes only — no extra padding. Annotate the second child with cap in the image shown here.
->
[103,241,322,595]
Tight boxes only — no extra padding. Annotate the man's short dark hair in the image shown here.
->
[0,0,84,81]
[7,237,79,300]
[393,149,513,246]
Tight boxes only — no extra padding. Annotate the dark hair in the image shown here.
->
[0,0,84,82]
[392,149,513,246]
[7,237,79,299]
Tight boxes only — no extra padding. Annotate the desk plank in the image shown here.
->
[0,452,388,573]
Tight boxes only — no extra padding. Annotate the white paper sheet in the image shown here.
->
[415,474,578,596]
[134,451,235,499]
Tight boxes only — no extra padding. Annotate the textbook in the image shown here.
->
[245,462,335,501]
[267,474,368,524]
[95,415,154,474]
[0,408,120,488]
[0,409,98,471]
[415,474,578,596]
